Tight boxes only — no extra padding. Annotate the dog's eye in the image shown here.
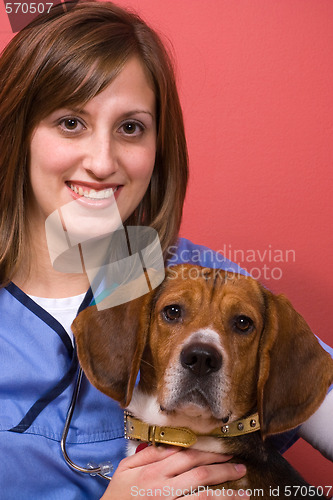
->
[233,315,254,334]
[162,304,182,322]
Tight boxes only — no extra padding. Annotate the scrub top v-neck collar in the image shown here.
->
[4,282,93,433]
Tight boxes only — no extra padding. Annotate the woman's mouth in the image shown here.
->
[66,182,121,202]
[69,183,119,199]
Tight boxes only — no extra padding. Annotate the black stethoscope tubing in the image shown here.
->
[61,365,113,481]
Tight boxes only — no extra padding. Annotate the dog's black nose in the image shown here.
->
[180,343,222,377]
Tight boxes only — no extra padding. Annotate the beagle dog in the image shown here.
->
[72,264,333,497]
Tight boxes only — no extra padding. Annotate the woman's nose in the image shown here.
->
[84,136,118,179]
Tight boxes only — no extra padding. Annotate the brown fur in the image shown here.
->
[72,264,333,497]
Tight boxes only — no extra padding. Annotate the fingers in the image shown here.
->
[179,461,247,489]
[169,454,247,495]
[162,448,233,477]
[117,444,180,471]
[105,446,248,500]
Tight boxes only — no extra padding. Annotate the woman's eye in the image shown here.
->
[119,121,144,136]
[58,117,85,133]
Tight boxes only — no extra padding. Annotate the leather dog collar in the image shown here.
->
[124,411,260,448]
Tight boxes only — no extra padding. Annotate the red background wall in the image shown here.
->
[1,0,332,487]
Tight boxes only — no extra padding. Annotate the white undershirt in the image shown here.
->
[28,293,86,344]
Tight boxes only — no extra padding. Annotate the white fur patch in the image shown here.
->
[182,328,222,347]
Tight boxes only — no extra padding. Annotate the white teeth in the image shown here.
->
[70,184,117,200]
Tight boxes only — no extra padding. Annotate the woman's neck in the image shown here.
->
[12,227,90,298]
[13,265,90,298]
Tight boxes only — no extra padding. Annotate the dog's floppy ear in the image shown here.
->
[257,289,333,439]
[72,292,153,407]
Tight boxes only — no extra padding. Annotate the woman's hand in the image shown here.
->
[101,445,249,499]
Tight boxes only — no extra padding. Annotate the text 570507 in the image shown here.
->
[282,486,332,497]
[5,3,53,14]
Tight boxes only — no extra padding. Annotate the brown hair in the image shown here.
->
[0,0,188,285]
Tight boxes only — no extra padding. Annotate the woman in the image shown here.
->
[0,2,331,499]
[0,2,249,498]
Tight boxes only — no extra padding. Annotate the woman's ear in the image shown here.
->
[72,291,153,407]
[257,290,333,439]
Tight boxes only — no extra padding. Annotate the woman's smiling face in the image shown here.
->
[28,56,157,230]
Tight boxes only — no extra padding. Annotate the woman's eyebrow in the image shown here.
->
[121,110,155,119]
[60,108,155,119]
[50,106,85,116]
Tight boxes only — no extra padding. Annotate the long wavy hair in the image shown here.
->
[0,0,188,285]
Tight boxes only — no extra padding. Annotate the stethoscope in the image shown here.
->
[61,365,113,482]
